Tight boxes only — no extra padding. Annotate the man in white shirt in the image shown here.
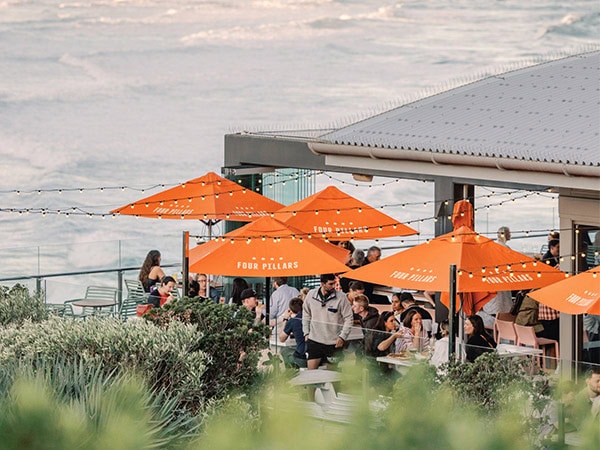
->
[269,277,299,326]
[478,226,514,328]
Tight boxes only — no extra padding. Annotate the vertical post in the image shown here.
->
[117,270,123,308]
[182,231,189,297]
[448,264,457,359]
[265,276,271,324]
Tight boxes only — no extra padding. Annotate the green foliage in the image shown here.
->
[186,363,544,450]
[436,352,551,415]
[0,284,47,326]
[0,367,197,450]
[0,316,209,412]
[146,297,270,399]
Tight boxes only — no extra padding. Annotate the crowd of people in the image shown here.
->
[135,229,600,419]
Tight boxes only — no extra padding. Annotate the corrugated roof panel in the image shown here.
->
[323,51,600,166]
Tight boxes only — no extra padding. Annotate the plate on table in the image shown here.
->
[388,352,410,360]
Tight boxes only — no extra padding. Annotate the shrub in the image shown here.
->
[0,285,47,326]
[436,352,551,415]
[0,316,209,412]
[0,368,197,450]
[146,297,270,400]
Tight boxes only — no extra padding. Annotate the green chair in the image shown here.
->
[120,279,149,321]
[63,286,118,318]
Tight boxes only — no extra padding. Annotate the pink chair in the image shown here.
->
[514,324,559,370]
[494,319,517,344]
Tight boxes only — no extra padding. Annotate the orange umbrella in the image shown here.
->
[189,216,350,277]
[110,171,283,222]
[528,267,599,315]
[274,185,418,240]
[346,225,566,312]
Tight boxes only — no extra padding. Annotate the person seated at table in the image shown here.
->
[367,311,403,358]
[398,292,433,336]
[391,292,404,322]
[229,277,250,305]
[240,288,265,325]
[188,273,219,303]
[351,294,380,356]
[147,276,176,308]
[464,314,496,362]
[139,250,165,293]
[429,320,449,367]
[278,297,307,369]
[396,309,430,353]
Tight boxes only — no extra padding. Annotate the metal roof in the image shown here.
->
[322,51,600,168]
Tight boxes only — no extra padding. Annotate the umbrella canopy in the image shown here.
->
[346,225,566,298]
[528,267,599,315]
[189,216,351,277]
[274,185,418,240]
[110,171,284,221]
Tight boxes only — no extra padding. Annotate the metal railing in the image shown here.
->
[0,263,181,306]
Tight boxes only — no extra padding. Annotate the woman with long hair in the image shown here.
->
[229,277,249,305]
[464,314,496,362]
[430,320,449,367]
[368,311,403,357]
[139,250,165,293]
[396,309,430,353]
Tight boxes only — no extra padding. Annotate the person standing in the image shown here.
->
[139,250,165,293]
[361,246,388,304]
[269,277,299,326]
[302,273,354,370]
[478,226,514,328]
[542,239,561,267]
[279,297,307,369]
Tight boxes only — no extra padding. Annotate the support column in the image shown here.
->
[434,177,475,237]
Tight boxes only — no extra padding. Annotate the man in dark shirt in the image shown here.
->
[542,239,560,267]
[147,276,176,308]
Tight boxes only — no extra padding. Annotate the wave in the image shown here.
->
[181,4,408,44]
[537,12,600,38]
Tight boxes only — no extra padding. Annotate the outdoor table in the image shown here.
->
[71,298,117,314]
[496,343,543,357]
[289,369,342,387]
[376,355,422,375]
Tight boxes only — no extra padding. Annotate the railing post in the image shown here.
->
[36,277,42,300]
[117,270,124,308]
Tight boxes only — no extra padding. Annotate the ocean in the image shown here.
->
[1,0,598,300]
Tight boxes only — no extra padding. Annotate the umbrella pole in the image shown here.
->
[265,276,271,324]
[448,264,457,360]
[200,219,216,301]
[182,231,189,296]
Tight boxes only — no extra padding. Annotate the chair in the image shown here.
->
[124,279,148,301]
[121,279,148,321]
[63,286,118,318]
[118,296,145,321]
[514,324,559,370]
[496,312,516,322]
[83,286,118,316]
[494,318,517,344]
